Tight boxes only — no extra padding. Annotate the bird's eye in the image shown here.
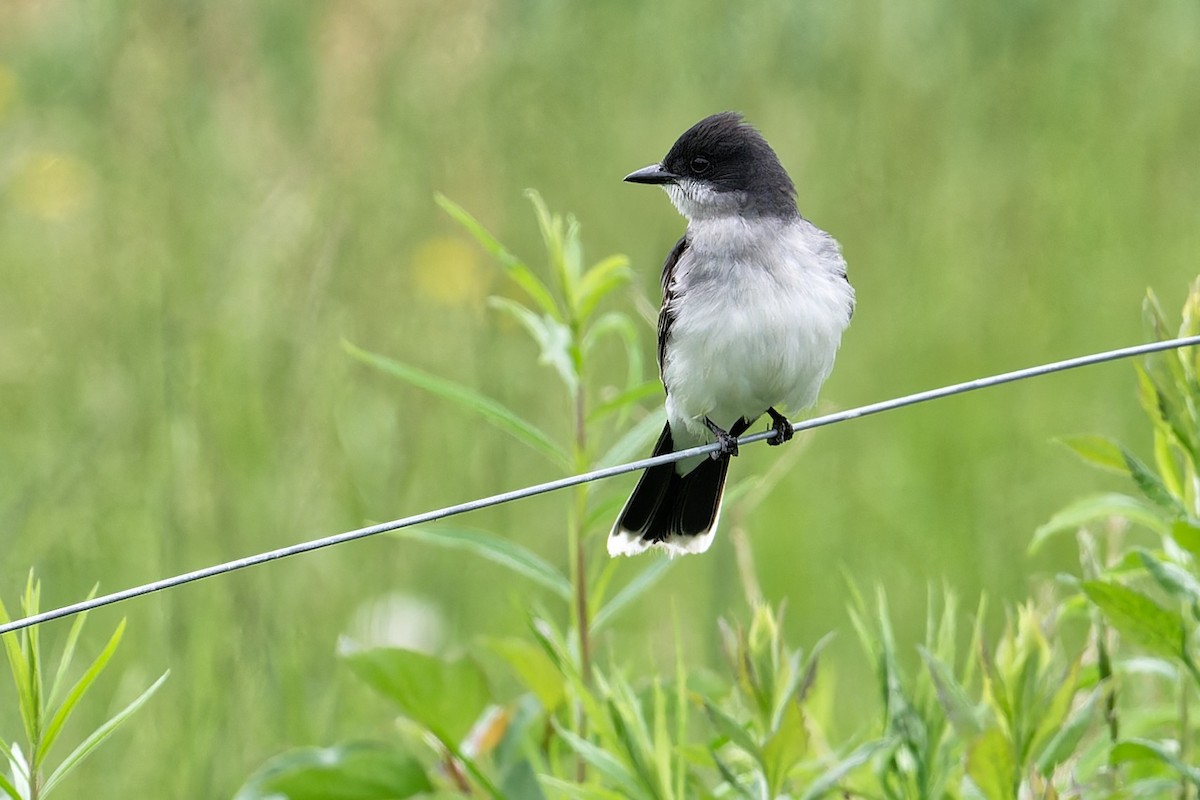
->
[690,156,710,174]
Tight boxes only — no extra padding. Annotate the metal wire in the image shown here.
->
[3,334,1198,636]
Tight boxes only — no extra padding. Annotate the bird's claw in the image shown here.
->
[704,417,739,459]
[766,407,793,446]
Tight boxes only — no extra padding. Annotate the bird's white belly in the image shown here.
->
[663,263,849,443]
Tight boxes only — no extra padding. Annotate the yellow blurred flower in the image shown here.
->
[9,151,95,221]
[409,236,491,308]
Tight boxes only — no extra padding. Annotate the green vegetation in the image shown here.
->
[227,198,1200,797]
[2,1,1199,796]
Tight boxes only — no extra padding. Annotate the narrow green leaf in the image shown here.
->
[0,772,19,800]
[37,618,127,767]
[710,748,756,800]
[588,381,660,424]
[966,727,1018,800]
[1137,549,1200,603]
[576,255,633,323]
[487,637,565,712]
[918,645,981,738]
[702,700,761,760]
[46,585,98,709]
[233,742,434,800]
[1056,435,1132,475]
[592,557,677,633]
[762,700,808,796]
[1170,520,1200,559]
[539,776,630,800]
[343,648,490,744]
[1081,580,1185,660]
[1123,448,1187,516]
[344,340,569,469]
[488,297,578,394]
[434,193,560,319]
[392,525,570,600]
[41,670,169,797]
[1029,492,1169,554]
[552,722,646,799]
[797,739,892,800]
[596,408,666,470]
[0,597,36,747]
[1035,685,1103,776]
[1111,738,1200,785]
[1027,659,1080,762]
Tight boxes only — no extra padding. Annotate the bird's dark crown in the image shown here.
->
[661,112,797,217]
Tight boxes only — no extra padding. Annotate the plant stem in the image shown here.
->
[572,380,591,686]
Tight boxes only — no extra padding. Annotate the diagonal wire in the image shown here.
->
[2,335,1199,636]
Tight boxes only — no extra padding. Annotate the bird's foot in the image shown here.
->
[766,407,794,446]
[704,417,739,459]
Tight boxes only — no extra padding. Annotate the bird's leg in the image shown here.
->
[765,407,794,446]
[704,417,739,459]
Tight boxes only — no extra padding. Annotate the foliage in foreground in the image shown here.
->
[0,576,168,800]
[237,196,1200,799]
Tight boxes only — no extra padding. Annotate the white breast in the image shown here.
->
[661,216,853,447]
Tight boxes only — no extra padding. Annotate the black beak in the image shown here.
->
[624,163,678,185]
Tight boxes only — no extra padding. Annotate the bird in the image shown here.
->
[608,112,855,557]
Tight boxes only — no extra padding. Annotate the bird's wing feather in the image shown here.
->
[657,236,689,376]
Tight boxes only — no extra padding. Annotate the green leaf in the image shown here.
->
[47,585,97,709]
[588,381,660,424]
[966,727,1017,800]
[393,524,570,600]
[1027,659,1080,762]
[488,297,578,394]
[702,700,761,760]
[343,340,570,469]
[1137,549,1200,603]
[761,700,808,797]
[434,193,560,319]
[539,776,630,800]
[596,408,666,470]
[41,670,169,797]
[1081,580,1185,659]
[918,645,981,738]
[1111,738,1200,785]
[1170,519,1200,559]
[37,618,127,767]
[0,772,19,800]
[487,637,565,712]
[0,596,36,748]
[343,648,490,744]
[1057,434,1133,475]
[797,739,892,800]
[1035,685,1103,776]
[592,557,677,633]
[1029,492,1169,554]
[576,255,632,323]
[552,722,646,799]
[234,742,433,800]
[1123,447,1187,516]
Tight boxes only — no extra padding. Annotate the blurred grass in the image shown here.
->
[0,0,1198,795]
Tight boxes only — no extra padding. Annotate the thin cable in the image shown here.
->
[3,335,1198,636]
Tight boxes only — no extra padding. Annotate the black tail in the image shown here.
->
[608,420,748,557]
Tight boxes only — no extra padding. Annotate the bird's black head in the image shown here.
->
[625,112,797,220]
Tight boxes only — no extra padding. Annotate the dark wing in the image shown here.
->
[657,236,689,376]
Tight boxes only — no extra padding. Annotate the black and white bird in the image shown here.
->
[608,112,855,557]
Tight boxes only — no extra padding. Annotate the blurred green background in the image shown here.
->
[2,0,1199,795]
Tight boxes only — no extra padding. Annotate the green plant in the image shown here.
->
[1031,277,1200,796]
[0,574,167,800]
[237,191,1200,799]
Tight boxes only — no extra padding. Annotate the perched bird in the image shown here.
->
[608,112,855,557]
